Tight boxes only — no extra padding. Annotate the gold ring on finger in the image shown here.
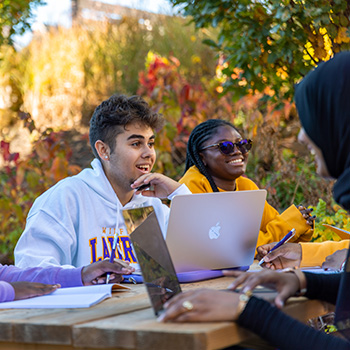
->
[182,300,194,312]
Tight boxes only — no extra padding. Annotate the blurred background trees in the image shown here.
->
[0,0,349,263]
[0,0,45,46]
[169,0,350,102]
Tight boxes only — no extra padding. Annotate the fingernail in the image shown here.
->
[242,287,251,294]
[157,314,165,322]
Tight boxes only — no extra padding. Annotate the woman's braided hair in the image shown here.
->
[184,119,239,192]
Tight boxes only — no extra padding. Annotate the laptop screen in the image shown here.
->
[123,206,182,315]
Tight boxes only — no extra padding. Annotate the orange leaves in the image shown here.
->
[276,66,289,80]
[49,157,69,182]
[334,27,350,44]
[35,141,51,161]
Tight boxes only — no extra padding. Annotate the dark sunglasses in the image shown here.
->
[200,139,252,155]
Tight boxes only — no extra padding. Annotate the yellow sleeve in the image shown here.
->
[300,240,350,267]
[237,176,313,247]
[256,204,313,248]
[179,166,213,193]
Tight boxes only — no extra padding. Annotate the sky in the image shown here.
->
[15,0,175,48]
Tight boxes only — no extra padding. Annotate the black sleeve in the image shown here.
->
[237,297,350,350]
[304,272,341,304]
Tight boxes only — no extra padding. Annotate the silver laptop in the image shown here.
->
[165,190,267,272]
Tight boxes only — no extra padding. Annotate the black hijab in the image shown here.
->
[295,52,350,210]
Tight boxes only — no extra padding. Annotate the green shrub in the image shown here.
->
[311,199,350,242]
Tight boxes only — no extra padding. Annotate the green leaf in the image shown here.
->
[202,39,220,48]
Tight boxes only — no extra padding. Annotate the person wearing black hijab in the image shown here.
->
[295,51,350,210]
[251,53,350,271]
[296,51,350,342]
[159,52,350,350]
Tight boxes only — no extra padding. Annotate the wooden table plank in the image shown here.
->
[0,342,127,350]
[0,285,150,345]
[72,297,332,350]
[0,275,334,350]
[72,277,237,349]
[73,307,252,350]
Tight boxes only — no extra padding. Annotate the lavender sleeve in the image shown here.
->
[0,281,15,302]
[0,264,83,302]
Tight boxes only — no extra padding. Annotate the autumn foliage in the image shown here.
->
[169,0,350,102]
[0,12,348,262]
[0,113,82,263]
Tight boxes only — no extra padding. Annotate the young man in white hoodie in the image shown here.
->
[14,94,190,270]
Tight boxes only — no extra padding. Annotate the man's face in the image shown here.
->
[298,128,332,179]
[106,122,156,195]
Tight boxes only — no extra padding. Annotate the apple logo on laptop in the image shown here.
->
[209,222,221,239]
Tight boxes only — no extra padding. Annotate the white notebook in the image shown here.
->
[0,283,130,309]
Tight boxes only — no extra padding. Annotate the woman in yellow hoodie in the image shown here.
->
[179,119,314,250]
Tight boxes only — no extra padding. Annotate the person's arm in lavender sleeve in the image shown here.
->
[0,260,135,302]
[0,281,15,302]
[0,264,82,302]
[0,264,83,288]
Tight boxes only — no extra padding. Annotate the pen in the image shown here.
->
[259,228,296,266]
[145,282,174,293]
[106,233,118,284]
[135,183,150,192]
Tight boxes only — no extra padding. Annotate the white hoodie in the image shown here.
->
[14,159,190,270]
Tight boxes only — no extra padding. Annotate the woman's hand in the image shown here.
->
[10,282,60,300]
[322,249,348,271]
[224,269,301,308]
[131,173,181,199]
[257,243,302,269]
[158,289,239,323]
[298,205,316,227]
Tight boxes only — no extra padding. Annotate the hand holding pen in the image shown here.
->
[259,228,296,267]
[106,233,119,284]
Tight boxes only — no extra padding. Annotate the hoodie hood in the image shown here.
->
[77,158,150,209]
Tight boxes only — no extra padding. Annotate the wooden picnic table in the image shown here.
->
[0,275,333,350]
